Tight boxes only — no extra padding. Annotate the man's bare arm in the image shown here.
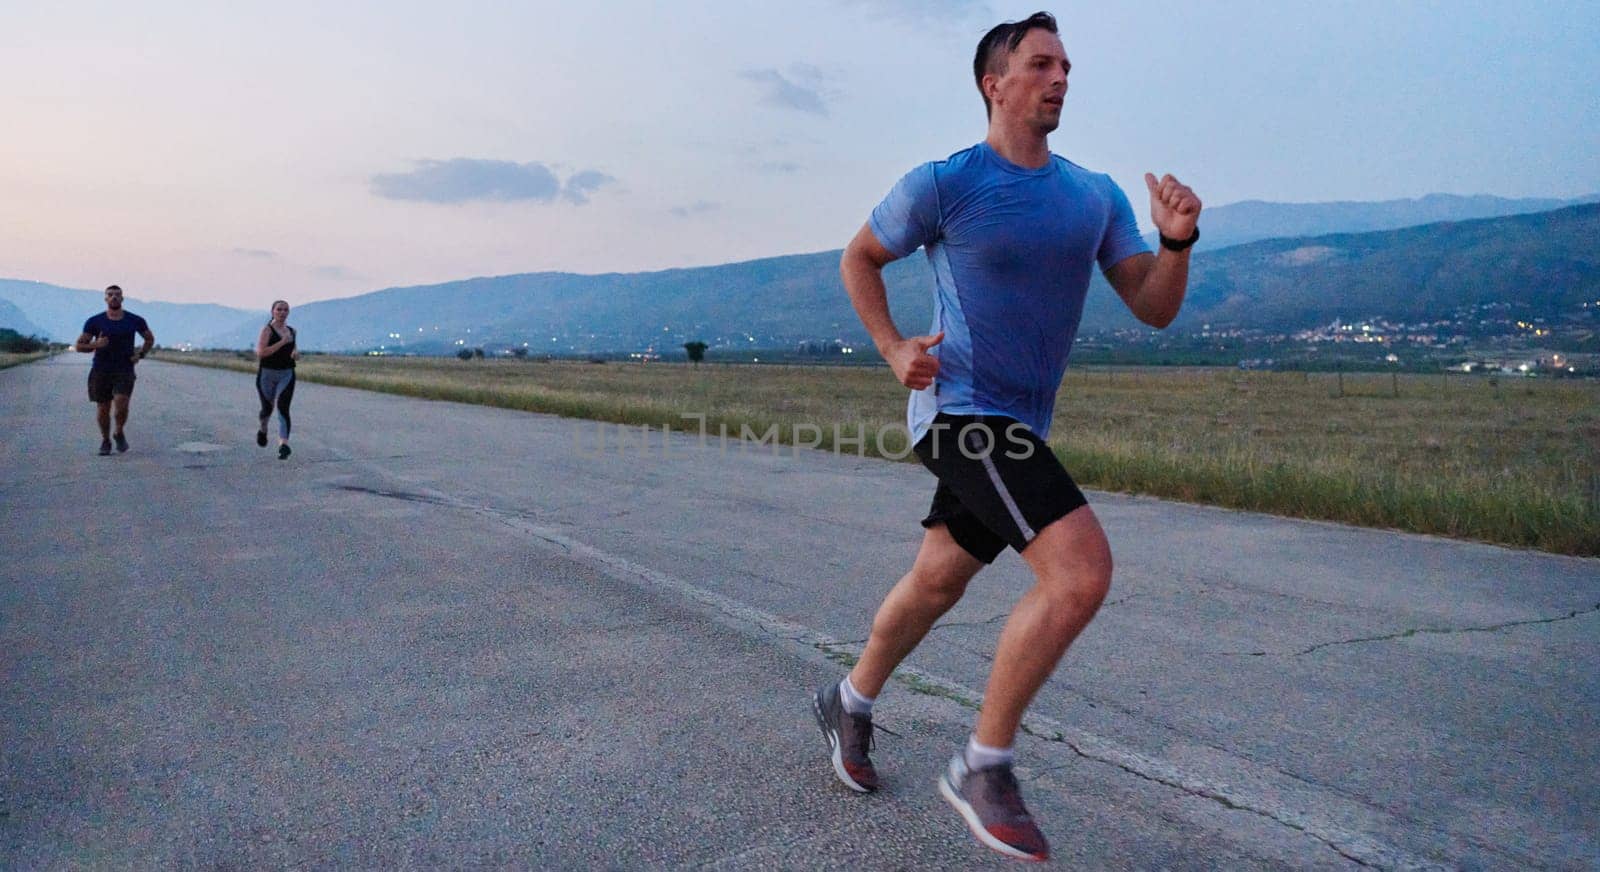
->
[73,332,105,353]
[1105,172,1202,329]
[840,223,943,389]
[1104,249,1189,329]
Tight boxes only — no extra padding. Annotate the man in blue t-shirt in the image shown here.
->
[811,12,1202,861]
[74,285,155,455]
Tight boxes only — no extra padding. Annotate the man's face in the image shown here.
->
[990,29,1070,134]
[104,289,123,311]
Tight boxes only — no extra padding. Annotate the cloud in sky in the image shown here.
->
[758,161,803,175]
[562,169,617,205]
[312,265,360,281]
[230,248,358,282]
[669,201,720,218]
[371,158,615,205]
[740,69,829,117]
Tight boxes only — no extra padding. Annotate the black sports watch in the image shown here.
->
[1159,227,1200,252]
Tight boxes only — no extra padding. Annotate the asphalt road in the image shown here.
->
[3,354,1597,869]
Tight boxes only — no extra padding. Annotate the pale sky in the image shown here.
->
[3,0,1596,308]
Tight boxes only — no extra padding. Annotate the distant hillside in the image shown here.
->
[0,280,255,346]
[197,203,1599,352]
[1170,202,1600,329]
[0,298,43,338]
[201,254,941,353]
[1164,192,1600,251]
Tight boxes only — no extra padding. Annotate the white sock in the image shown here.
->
[840,676,876,716]
[965,735,1014,770]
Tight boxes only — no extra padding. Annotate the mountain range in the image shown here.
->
[0,280,254,348]
[1157,192,1600,251]
[2,194,1595,353]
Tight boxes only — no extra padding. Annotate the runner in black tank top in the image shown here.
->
[255,300,299,459]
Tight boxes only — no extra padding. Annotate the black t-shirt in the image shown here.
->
[82,312,148,373]
[260,324,297,370]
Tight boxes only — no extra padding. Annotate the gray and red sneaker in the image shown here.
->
[938,753,1050,862]
[811,682,879,792]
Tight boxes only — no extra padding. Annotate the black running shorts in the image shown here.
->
[87,370,136,403]
[913,413,1088,564]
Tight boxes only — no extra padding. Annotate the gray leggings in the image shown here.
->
[256,368,296,440]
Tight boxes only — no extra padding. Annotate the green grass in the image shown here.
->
[160,352,1600,556]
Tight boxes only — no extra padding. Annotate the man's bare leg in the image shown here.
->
[111,394,130,436]
[95,401,112,439]
[973,505,1112,747]
[848,524,984,698]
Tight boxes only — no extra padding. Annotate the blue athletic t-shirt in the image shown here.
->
[869,142,1148,442]
[82,312,149,374]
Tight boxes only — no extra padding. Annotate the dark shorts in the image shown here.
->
[914,413,1088,564]
[87,370,136,403]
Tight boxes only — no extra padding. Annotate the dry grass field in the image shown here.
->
[0,352,51,370]
[163,352,1600,556]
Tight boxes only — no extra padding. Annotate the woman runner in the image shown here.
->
[255,300,299,459]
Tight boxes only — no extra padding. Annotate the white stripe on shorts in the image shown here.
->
[979,450,1035,542]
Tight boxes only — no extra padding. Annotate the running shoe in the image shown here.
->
[113,432,128,453]
[278,443,291,460]
[938,752,1050,862]
[811,681,879,792]
[256,429,268,447]
[98,438,112,456]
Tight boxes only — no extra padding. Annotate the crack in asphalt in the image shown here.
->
[1188,578,1362,613]
[1013,723,1407,870]
[1034,676,1504,862]
[930,613,1008,632]
[1226,602,1600,657]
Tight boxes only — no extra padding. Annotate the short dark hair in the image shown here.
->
[105,284,122,293]
[973,12,1059,119]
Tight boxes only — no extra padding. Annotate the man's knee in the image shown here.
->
[1024,509,1113,611]
[907,563,971,608]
